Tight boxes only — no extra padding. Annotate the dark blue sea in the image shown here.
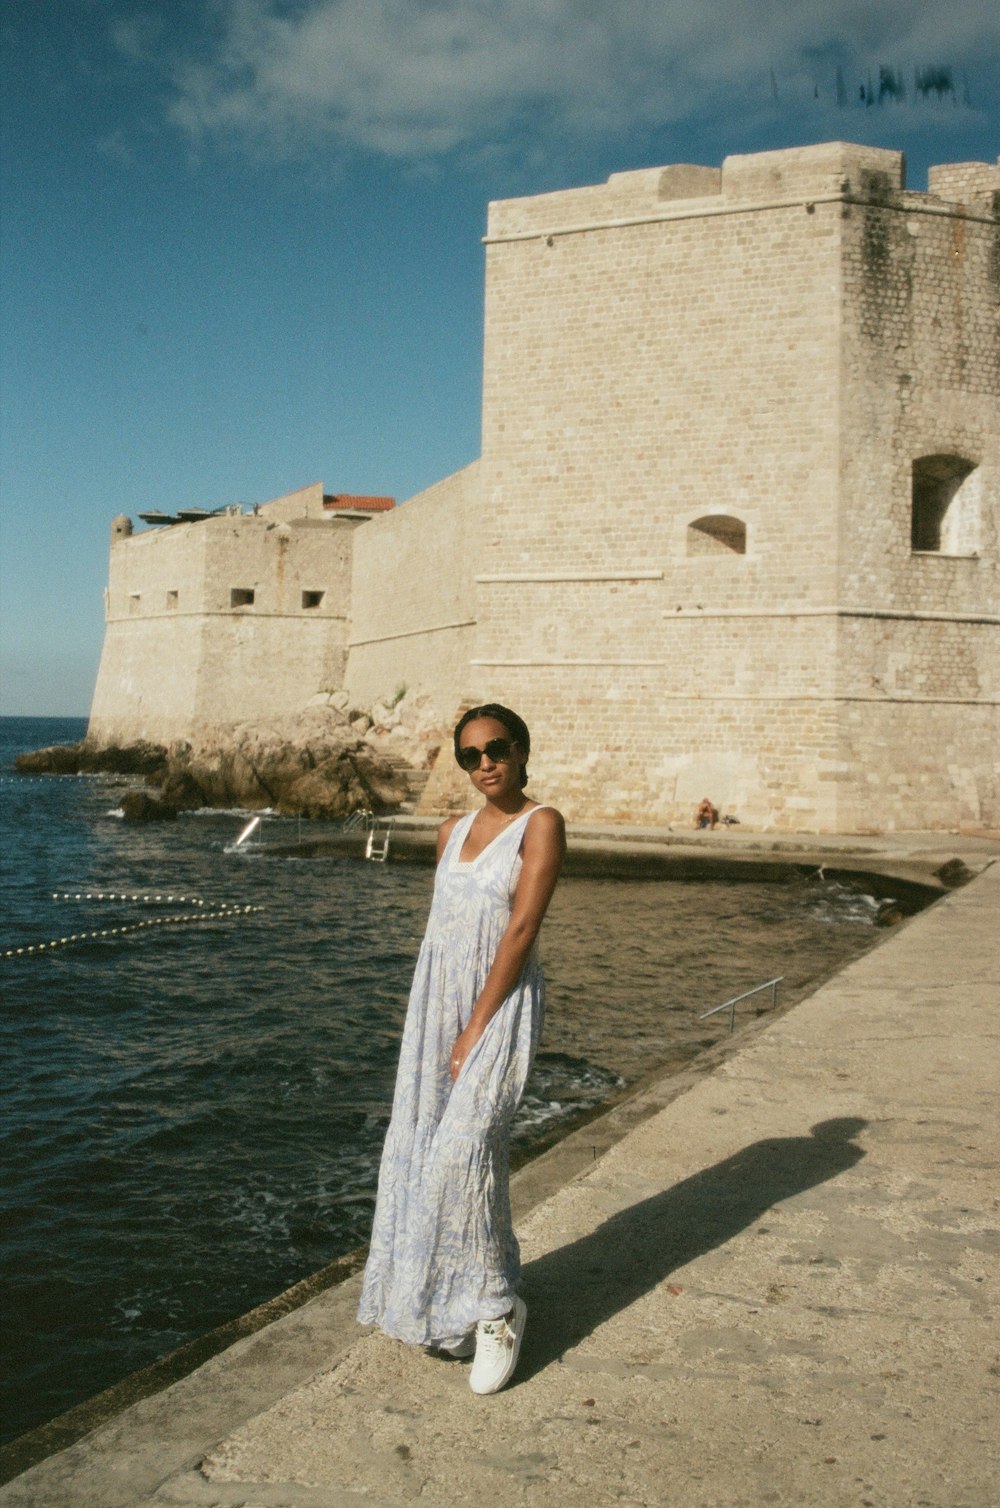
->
[0,715,890,1444]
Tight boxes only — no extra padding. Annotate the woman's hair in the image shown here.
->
[453,703,531,789]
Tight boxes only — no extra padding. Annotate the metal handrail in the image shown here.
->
[342,809,374,833]
[699,976,783,1035]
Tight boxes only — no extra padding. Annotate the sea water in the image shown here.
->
[0,716,890,1443]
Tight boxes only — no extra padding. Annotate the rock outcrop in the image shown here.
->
[120,790,177,822]
[15,741,169,777]
[148,712,408,820]
[15,693,448,823]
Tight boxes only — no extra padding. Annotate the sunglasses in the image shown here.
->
[456,737,515,772]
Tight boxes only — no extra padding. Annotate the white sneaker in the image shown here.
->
[441,1333,475,1359]
[469,1297,527,1395]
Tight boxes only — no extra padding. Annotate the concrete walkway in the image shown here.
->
[3,861,998,1506]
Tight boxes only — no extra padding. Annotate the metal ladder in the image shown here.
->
[344,809,395,862]
[365,817,394,862]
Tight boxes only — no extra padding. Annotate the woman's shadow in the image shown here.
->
[517,1116,867,1380]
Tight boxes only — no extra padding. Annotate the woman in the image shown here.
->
[357,704,565,1394]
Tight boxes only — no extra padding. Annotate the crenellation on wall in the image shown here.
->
[486,143,915,246]
[255,481,326,521]
[721,141,905,204]
[927,160,1000,209]
[653,164,722,201]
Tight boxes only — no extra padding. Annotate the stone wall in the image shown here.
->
[835,150,999,828]
[345,463,480,718]
[87,143,999,831]
[437,142,994,830]
[465,144,860,827]
[255,481,327,522]
[928,161,1000,207]
[90,503,359,746]
[90,519,209,745]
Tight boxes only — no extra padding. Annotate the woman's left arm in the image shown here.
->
[449,807,566,1079]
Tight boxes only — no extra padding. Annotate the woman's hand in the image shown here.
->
[449,1022,483,1081]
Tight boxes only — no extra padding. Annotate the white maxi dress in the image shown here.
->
[357,806,548,1350]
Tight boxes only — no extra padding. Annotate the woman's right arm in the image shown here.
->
[448,807,565,1079]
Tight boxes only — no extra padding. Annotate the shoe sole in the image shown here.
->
[469,1296,527,1395]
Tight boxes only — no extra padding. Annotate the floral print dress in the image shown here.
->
[357,806,549,1350]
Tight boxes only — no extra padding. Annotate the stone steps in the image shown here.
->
[378,752,432,813]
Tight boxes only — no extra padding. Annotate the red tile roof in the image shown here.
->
[322,494,395,512]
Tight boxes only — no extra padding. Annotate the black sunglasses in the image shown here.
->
[456,737,515,772]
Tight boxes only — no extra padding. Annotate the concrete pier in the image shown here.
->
[2,850,997,1506]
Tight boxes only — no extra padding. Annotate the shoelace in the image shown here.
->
[477,1318,512,1355]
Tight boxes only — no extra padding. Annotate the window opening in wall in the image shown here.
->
[230,587,255,607]
[166,590,179,610]
[911,455,979,554]
[686,515,747,556]
[302,590,325,609]
[128,593,141,614]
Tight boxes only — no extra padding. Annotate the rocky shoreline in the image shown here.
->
[14,693,446,823]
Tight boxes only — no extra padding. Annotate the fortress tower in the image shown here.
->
[90,142,999,830]
[88,485,391,745]
[348,141,999,830]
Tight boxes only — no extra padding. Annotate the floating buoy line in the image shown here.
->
[51,892,208,906]
[0,775,82,783]
[3,895,264,959]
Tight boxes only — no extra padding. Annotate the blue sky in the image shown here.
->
[2,0,997,716]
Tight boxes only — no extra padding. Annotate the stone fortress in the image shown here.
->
[88,141,999,832]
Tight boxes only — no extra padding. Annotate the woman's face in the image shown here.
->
[457,716,523,803]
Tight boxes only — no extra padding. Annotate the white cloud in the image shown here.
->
[125,0,1000,162]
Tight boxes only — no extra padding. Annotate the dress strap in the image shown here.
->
[458,803,552,826]
[446,810,477,849]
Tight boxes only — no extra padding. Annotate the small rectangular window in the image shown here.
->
[128,593,141,615]
[302,590,325,609]
[230,587,255,607]
[687,515,746,555]
[166,590,179,610]
[911,455,978,554]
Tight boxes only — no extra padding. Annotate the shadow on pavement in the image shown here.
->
[517,1116,867,1382]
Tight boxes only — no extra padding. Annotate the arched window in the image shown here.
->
[911,455,979,554]
[686,514,747,556]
